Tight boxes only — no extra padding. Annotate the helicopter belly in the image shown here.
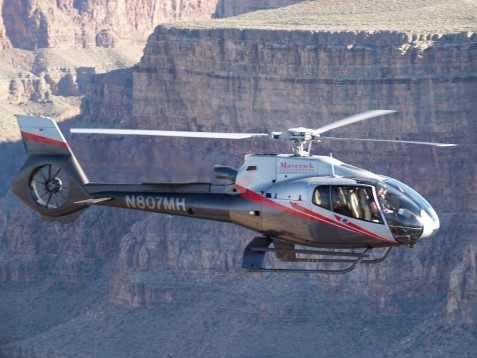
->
[306,220,394,248]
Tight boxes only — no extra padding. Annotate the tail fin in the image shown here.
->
[12,114,91,222]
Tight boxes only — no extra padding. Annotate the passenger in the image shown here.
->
[332,187,352,216]
[313,188,322,206]
[313,186,331,210]
[368,189,385,223]
[347,188,362,219]
[357,187,372,221]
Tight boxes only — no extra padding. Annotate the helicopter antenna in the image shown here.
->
[330,153,336,176]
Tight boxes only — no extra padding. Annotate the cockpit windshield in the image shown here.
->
[383,178,438,222]
[313,178,435,245]
[375,180,425,243]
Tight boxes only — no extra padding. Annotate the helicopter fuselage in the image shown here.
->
[12,114,447,273]
[82,154,440,249]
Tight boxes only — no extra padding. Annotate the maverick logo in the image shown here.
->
[278,161,315,174]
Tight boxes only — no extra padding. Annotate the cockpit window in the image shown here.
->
[312,185,383,224]
[384,178,438,222]
[375,181,424,242]
[312,185,331,210]
[313,178,429,244]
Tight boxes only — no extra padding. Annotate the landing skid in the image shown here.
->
[242,237,393,274]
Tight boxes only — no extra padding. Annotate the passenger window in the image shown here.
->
[312,186,331,210]
[331,186,383,224]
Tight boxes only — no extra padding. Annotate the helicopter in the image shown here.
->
[11,110,456,274]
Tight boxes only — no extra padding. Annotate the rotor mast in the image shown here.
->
[270,128,318,156]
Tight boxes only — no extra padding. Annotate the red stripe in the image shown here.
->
[290,202,394,243]
[237,184,395,244]
[22,131,69,148]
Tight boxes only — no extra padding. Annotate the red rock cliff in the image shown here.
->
[115,26,476,321]
[1,2,476,356]
[0,0,219,49]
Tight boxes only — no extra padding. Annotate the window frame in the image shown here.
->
[312,184,384,224]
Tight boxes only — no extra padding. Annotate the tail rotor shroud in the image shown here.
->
[30,164,71,209]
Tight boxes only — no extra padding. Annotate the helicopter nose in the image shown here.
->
[419,208,440,240]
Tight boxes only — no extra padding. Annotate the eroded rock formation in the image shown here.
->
[0,0,218,49]
[118,27,476,323]
[1,1,476,356]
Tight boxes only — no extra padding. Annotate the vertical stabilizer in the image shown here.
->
[12,114,91,220]
[16,114,72,156]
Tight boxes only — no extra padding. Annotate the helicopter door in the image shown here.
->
[329,186,383,223]
[309,185,390,245]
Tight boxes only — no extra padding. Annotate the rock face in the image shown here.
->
[0,0,219,49]
[133,27,475,210]
[124,27,477,321]
[0,0,304,128]
[446,229,477,324]
[1,1,477,357]
[0,0,304,50]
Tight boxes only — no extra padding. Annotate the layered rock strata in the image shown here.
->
[1,2,477,356]
[0,0,218,49]
[121,27,476,323]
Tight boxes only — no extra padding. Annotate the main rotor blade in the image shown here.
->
[314,110,397,135]
[71,128,268,139]
[320,136,457,147]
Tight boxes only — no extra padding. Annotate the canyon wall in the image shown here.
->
[5,26,476,324]
[0,0,303,137]
[124,27,477,319]
[1,1,476,356]
[0,0,218,49]
[0,0,303,50]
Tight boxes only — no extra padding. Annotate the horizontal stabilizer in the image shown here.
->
[74,197,112,205]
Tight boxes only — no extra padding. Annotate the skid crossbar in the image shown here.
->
[242,237,393,274]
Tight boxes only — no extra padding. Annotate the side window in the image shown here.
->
[331,186,383,224]
[312,186,331,210]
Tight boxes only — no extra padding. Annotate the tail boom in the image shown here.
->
[12,115,239,225]
[84,183,234,223]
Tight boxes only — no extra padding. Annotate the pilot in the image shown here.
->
[377,187,398,214]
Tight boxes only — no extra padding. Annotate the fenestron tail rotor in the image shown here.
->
[30,164,71,209]
[71,110,457,156]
